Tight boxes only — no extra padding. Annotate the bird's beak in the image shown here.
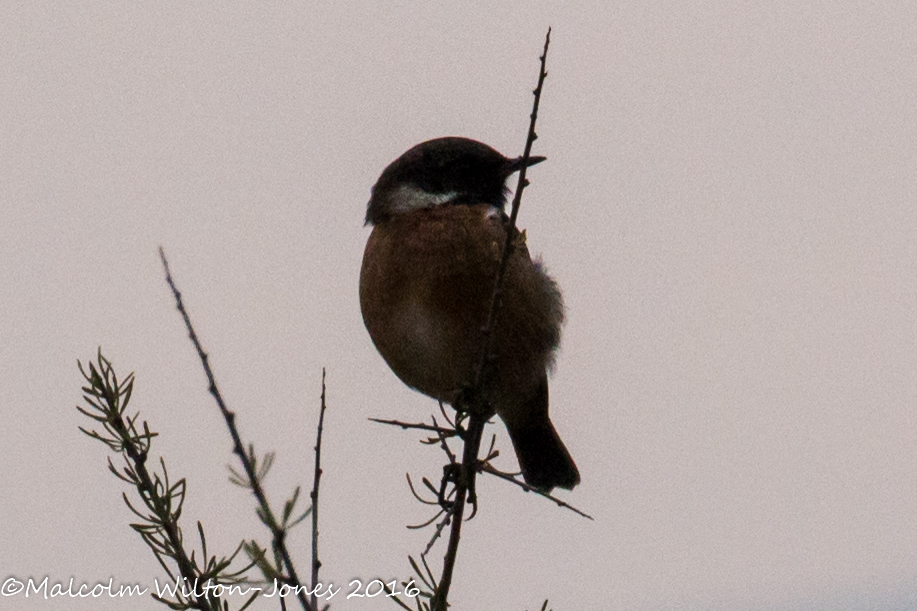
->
[505,154,546,175]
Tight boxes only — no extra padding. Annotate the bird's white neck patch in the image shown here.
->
[388,184,460,215]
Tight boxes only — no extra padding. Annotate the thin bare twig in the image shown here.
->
[479,464,593,520]
[473,26,552,393]
[369,417,460,439]
[159,247,314,611]
[311,368,328,611]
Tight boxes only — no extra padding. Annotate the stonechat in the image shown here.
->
[359,137,579,491]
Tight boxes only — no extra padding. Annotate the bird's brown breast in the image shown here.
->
[359,204,563,417]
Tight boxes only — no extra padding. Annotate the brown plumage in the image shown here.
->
[360,137,579,491]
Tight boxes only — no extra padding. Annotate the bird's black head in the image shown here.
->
[365,137,545,225]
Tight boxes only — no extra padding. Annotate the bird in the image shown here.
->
[359,136,579,492]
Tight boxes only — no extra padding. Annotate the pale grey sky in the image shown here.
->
[3,2,917,610]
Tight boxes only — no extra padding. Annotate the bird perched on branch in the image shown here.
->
[359,137,579,492]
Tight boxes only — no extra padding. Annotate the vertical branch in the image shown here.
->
[430,411,485,611]
[431,27,552,611]
[473,26,552,392]
[310,368,328,611]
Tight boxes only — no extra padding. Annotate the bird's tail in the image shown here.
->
[504,380,580,492]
